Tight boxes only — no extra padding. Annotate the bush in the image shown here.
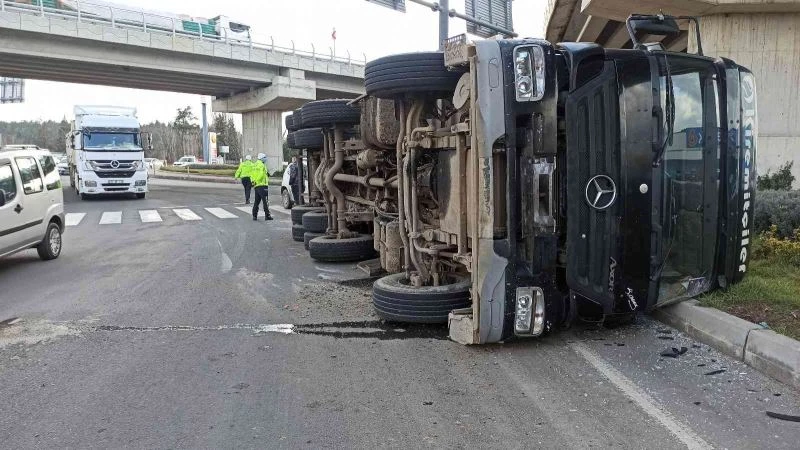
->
[758,161,794,191]
[186,164,238,170]
[754,226,800,267]
[754,190,800,238]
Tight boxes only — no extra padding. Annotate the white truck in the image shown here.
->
[66,105,151,200]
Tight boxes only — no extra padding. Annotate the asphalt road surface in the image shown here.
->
[1,179,799,449]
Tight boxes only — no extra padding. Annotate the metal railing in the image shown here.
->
[0,0,366,66]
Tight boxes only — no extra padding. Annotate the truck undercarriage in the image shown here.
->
[286,14,757,345]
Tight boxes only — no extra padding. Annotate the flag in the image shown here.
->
[332,28,337,40]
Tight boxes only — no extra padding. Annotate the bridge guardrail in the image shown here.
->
[0,0,367,66]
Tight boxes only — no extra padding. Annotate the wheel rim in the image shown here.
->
[49,227,61,255]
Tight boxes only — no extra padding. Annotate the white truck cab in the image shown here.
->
[0,147,65,261]
[67,106,151,200]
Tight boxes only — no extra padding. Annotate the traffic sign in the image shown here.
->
[365,0,406,12]
[465,0,513,38]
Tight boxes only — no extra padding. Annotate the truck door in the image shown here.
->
[653,55,721,305]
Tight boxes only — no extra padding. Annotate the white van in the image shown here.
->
[0,147,65,260]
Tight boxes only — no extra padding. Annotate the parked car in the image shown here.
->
[280,157,308,209]
[56,156,69,175]
[173,156,199,167]
[0,146,65,261]
[144,158,163,171]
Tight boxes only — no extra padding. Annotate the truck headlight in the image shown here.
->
[84,161,96,171]
[84,180,97,187]
[515,287,545,336]
[514,45,545,102]
[135,180,147,186]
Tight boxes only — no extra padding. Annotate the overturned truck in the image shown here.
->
[286,14,758,344]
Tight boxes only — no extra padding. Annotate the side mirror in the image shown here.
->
[0,189,6,208]
[626,13,703,55]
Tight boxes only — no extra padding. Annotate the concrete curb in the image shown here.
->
[653,300,800,390]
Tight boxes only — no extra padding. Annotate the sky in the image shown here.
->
[0,0,547,125]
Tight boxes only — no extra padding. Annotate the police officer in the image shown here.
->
[234,154,254,204]
[251,153,273,221]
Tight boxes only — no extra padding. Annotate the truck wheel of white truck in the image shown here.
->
[372,273,471,324]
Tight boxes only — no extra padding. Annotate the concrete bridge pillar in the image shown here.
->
[213,69,316,174]
[690,12,800,184]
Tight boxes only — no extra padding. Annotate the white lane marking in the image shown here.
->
[269,206,290,215]
[65,213,86,227]
[235,206,265,218]
[252,324,294,334]
[139,210,163,223]
[173,209,202,221]
[205,207,238,219]
[570,342,712,450]
[99,211,122,225]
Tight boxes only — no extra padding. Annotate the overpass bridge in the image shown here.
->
[0,0,366,170]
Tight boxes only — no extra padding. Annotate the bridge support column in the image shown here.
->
[242,110,284,175]
[213,71,317,175]
[690,12,800,185]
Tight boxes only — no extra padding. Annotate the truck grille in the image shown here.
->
[565,61,620,304]
[95,171,135,178]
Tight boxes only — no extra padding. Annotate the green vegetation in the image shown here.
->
[701,234,800,340]
[160,166,236,177]
[757,161,795,191]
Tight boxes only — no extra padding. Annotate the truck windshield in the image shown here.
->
[84,133,141,150]
[655,56,721,304]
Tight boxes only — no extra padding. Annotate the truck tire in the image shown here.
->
[287,132,297,149]
[37,222,62,261]
[291,224,306,242]
[301,211,328,233]
[286,113,299,132]
[300,99,360,128]
[292,108,304,129]
[308,234,376,262]
[291,205,324,225]
[292,128,325,150]
[365,52,462,99]
[372,273,471,324]
[304,231,325,250]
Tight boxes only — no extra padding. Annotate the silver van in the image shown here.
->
[0,147,65,260]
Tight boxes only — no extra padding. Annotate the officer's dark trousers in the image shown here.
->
[241,177,252,204]
[252,186,270,218]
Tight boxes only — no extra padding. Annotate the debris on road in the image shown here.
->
[766,411,800,422]
[704,369,727,376]
[660,347,688,358]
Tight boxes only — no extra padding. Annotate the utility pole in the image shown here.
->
[201,100,209,163]
[438,0,448,50]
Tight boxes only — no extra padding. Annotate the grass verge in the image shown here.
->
[700,238,800,340]
[160,166,236,177]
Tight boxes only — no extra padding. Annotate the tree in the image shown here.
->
[171,106,201,160]
[211,113,242,161]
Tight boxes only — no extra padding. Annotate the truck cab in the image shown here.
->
[67,105,151,200]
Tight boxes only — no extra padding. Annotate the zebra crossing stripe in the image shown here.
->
[235,206,265,217]
[99,211,122,225]
[205,207,237,219]
[139,210,163,223]
[173,209,202,221]
[65,213,86,227]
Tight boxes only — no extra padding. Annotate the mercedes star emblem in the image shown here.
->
[585,175,617,210]
[110,160,120,169]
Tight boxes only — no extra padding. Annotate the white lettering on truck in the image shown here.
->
[739,73,756,274]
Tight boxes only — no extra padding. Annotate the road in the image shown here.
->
[0,179,798,449]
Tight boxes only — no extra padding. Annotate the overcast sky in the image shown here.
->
[0,0,546,125]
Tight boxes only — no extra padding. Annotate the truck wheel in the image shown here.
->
[291,205,324,225]
[291,224,306,242]
[372,272,471,324]
[281,188,293,209]
[304,231,325,250]
[365,52,463,99]
[292,107,304,129]
[308,234,376,262]
[301,211,328,233]
[292,128,325,150]
[300,99,360,128]
[287,132,297,149]
[136,193,146,199]
[37,222,62,261]
[285,113,299,132]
